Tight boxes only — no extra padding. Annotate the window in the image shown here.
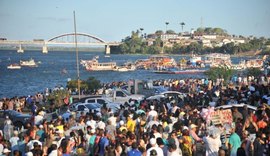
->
[86,99,95,103]
[97,99,106,104]
[77,105,86,111]
[116,91,125,97]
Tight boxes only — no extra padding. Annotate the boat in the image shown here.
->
[20,58,38,67]
[85,58,116,71]
[113,64,136,72]
[7,64,21,69]
[135,55,177,70]
[17,44,24,53]
[154,68,206,74]
[204,53,231,66]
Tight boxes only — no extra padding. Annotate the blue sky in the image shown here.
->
[0,0,269,42]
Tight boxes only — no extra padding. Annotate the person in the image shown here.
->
[228,126,241,156]
[181,128,192,156]
[203,127,221,156]
[127,142,142,156]
[253,131,265,156]
[167,143,180,156]
[146,138,164,156]
[242,116,258,142]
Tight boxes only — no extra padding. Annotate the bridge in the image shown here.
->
[0,32,121,54]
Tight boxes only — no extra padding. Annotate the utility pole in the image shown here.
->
[73,11,80,99]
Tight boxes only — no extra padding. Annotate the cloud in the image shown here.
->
[37,17,70,22]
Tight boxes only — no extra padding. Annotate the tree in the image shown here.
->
[244,68,263,78]
[205,66,236,85]
[155,30,164,36]
[47,89,70,108]
[166,30,176,34]
[165,22,169,32]
[86,77,101,93]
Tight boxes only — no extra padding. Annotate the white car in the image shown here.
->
[215,103,257,111]
[147,91,186,101]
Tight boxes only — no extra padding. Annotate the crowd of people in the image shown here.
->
[0,75,270,156]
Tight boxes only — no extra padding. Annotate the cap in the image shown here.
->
[189,124,197,129]
[86,121,92,126]
[150,138,156,145]
[150,105,154,110]
[182,126,189,131]
[119,120,124,125]
[39,125,44,129]
[3,148,11,153]
[90,128,96,134]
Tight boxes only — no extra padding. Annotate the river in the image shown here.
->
[0,50,251,98]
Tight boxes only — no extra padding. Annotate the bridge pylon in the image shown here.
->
[105,45,110,55]
[42,44,48,54]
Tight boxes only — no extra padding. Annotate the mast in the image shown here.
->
[73,11,80,99]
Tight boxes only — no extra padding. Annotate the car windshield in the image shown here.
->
[122,89,131,96]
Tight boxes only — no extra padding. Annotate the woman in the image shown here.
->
[242,116,258,142]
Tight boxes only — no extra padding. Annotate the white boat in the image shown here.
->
[204,53,231,64]
[85,58,116,71]
[7,64,21,69]
[113,65,136,72]
[20,58,38,67]
[17,44,24,53]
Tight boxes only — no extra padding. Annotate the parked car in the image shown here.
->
[0,110,31,128]
[215,103,257,111]
[147,91,186,101]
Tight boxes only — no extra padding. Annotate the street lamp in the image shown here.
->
[140,28,144,38]
[165,22,169,34]
[180,22,185,32]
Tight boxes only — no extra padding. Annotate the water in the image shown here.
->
[0,50,249,98]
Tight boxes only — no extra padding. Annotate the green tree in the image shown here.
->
[85,77,102,93]
[166,30,176,34]
[244,68,263,77]
[47,89,70,108]
[205,66,236,84]
[155,30,164,36]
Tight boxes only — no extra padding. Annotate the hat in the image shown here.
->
[86,121,92,126]
[52,141,58,145]
[39,125,44,129]
[150,105,154,110]
[90,128,96,134]
[182,126,189,131]
[3,148,11,153]
[180,111,185,116]
[189,124,197,129]
[150,138,156,145]
[119,120,124,126]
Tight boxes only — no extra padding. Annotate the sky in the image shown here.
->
[0,0,269,42]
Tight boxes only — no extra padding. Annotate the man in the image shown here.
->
[127,142,142,156]
[203,127,221,156]
[228,125,241,156]
[146,138,164,156]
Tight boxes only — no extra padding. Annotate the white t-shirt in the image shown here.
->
[203,136,221,156]
[146,146,164,156]
[9,136,19,149]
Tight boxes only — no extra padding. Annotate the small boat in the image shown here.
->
[113,65,136,72]
[7,64,21,69]
[20,58,38,67]
[85,58,116,71]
